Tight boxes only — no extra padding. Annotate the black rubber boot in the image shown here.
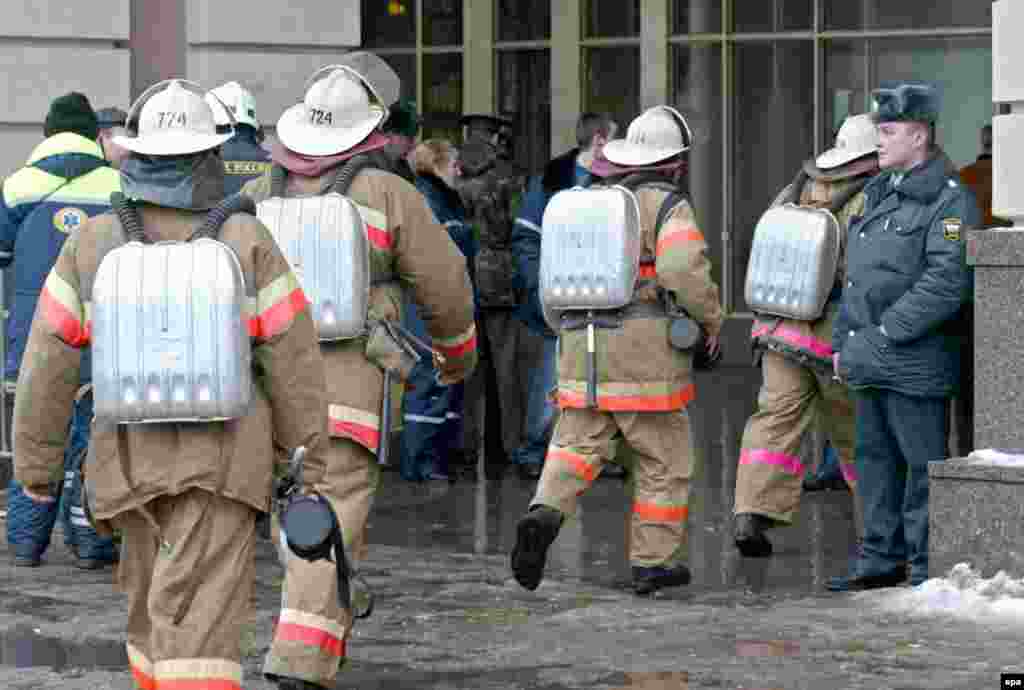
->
[632,564,692,596]
[510,506,564,591]
[734,513,775,558]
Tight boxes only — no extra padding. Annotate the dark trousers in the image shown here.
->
[854,389,949,582]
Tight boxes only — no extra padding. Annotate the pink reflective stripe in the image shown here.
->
[739,448,804,476]
[841,462,858,483]
[773,326,833,358]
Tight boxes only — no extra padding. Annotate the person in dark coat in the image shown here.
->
[829,80,980,591]
[399,139,477,481]
[206,81,271,196]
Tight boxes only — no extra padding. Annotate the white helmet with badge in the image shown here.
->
[114,79,234,156]
[275,54,401,157]
[206,81,260,130]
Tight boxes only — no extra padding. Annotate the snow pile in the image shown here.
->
[870,563,1024,625]
[968,449,1024,467]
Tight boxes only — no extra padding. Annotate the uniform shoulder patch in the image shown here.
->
[942,217,962,242]
[53,207,86,234]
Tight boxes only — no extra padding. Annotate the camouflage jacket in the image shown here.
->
[457,141,527,308]
[557,184,724,411]
[751,156,878,370]
[244,165,477,455]
[13,206,326,521]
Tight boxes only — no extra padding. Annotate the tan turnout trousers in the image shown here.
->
[113,488,256,690]
[263,437,379,686]
[734,350,858,524]
[531,408,695,567]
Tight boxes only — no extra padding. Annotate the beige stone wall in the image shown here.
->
[0,1,131,175]
[186,0,361,131]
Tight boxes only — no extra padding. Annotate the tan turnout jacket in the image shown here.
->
[13,206,326,523]
[243,164,477,455]
[556,184,724,411]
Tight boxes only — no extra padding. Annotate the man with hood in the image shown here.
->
[733,113,880,559]
[829,81,979,591]
[243,53,477,689]
[509,106,723,596]
[1,92,121,570]
[206,81,272,195]
[13,79,325,690]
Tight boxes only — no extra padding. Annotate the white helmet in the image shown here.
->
[206,81,259,129]
[114,79,234,156]
[603,106,693,167]
[276,66,388,157]
[815,113,879,170]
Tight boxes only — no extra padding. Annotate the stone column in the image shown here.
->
[928,0,1024,579]
[550,0,581,156]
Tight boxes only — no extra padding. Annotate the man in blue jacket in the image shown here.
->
[1,92,121,568]
[829,81,979,591]
[509,113,616,480]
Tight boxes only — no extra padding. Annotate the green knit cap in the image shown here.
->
[384,99,421,137]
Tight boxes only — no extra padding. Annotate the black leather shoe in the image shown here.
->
[826,568,908,592]
[517,463,542,480]
[510,506,563,591]
[632,564,691,596]
[734,513,774,558]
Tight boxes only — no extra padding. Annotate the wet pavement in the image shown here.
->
[1,367,1021,689]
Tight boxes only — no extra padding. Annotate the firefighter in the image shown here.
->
[2,92,121,569]
[510,106,724,596]
[733,113,881,558]
[243,55,477,689]
[206,81,272,195]
[13,79,325,690]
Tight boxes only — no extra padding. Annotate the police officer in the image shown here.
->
[244,55,476,689]
[829,81,979,591]
[206,81,272,195]
[1,92,121,569]
[14,79,325,690]
[510,106,723,596]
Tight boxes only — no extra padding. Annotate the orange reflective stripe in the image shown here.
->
[434,323,477,359]
[249,272,309,340]
[155,680,241,690]
[633,502,688,523]
[152,658,242,690]
[656,225,704,256]
[355,203,391,251]
[558,383,695,412]
[39,272,88,346]
[274,609,346,658]
[549,448,597,481]
[639,263,657,279]
[328,404,381,452]
[127,644,155,690]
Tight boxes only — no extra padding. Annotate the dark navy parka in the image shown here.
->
[833,151,980,398]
